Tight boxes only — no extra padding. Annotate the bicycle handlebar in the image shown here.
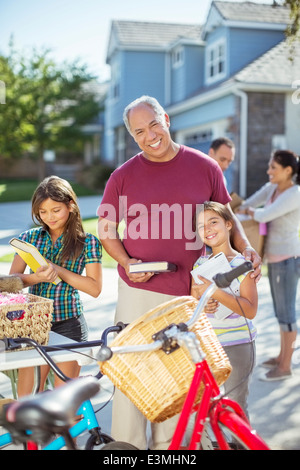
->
[213,261,253,288]
[4,324,124,382]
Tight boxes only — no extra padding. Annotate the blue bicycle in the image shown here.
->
[0,325,125,450]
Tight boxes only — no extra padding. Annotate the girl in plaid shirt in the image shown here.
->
[10,176,102,396]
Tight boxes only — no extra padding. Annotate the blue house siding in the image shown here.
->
[184,45,205,96]
[107,50,167,129]
[171,46,204,104]
[171,59,186,104]
[123,51,166,105]
[170,94,236,131]
[228,28,285,76]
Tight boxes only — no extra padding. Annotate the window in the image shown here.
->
[206,39,226,84]
[115,126,126,166]
[172,46,184,68]
[185,129,213,147]
[110,61,120,100]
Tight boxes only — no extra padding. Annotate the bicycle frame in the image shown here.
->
[0,328,120,450]
[169,357,269,450]
[0,398,100,450]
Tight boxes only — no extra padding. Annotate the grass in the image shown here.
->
[82,218,117,268]
[0,179,98,202]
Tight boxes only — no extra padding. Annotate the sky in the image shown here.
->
[0,0,275,82]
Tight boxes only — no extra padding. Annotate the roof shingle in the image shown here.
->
[235,38,300,85]
[112,20,203,48]
[213,1,291,24]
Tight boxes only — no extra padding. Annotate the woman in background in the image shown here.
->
[237,150,300,381]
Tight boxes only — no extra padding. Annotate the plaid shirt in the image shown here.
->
[19,228,102,322]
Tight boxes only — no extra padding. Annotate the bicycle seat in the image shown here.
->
[0,376,100,445]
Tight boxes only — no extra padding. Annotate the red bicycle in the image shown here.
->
[98,261,269,451]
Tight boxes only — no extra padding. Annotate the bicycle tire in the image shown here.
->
[85,432,114,450]
[100,441,139,450]
[216,410,269,450]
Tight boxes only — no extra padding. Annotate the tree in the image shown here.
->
[0,41,101,180]
[284,0,300,39]
[273,0,300,40]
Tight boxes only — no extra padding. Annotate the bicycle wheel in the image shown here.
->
[101,441,139,450]
[85,431,114,450]
[216,410,269,450]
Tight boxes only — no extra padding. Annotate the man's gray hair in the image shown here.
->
[123,95,166,135]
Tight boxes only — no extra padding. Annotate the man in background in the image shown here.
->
[209,137,235,185]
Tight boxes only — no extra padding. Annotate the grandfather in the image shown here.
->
[97,95,261,449]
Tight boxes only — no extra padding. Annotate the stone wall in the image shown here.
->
[246,92,285,196]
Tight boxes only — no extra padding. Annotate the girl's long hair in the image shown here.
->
[31,176,86,263]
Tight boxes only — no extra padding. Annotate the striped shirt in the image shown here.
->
[193,253,257,346]
[18,227,102,322]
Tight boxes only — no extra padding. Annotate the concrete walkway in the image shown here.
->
[1,197,300,450]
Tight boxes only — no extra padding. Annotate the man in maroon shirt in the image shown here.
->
[97,95,261,449]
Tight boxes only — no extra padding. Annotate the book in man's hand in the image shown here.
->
[9,238,62,285]
[129,261,177,274]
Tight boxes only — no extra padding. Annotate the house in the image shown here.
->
[103,1,300,197]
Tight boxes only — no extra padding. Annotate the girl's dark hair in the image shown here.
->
[272,149,300,185]
[31,176,86,263]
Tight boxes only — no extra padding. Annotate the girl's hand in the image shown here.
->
[204,298,219,314]
[191,276,219,313]
[36,264,58,283]
[191,275,212,298]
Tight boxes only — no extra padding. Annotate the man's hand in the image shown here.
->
[242,247,262,283]
[125,259,154,283]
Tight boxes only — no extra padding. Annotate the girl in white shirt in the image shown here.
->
[191,201,258,416]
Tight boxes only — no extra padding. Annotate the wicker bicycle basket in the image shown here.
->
[0,293,53,347]
[99,296,232,423]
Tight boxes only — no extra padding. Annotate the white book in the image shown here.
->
[191,252,240,320]
[129,261,177,274]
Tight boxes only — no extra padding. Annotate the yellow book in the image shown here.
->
[9,238,62,285]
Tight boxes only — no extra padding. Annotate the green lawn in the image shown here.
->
[82,218,117,268]
[0,179,98,202]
